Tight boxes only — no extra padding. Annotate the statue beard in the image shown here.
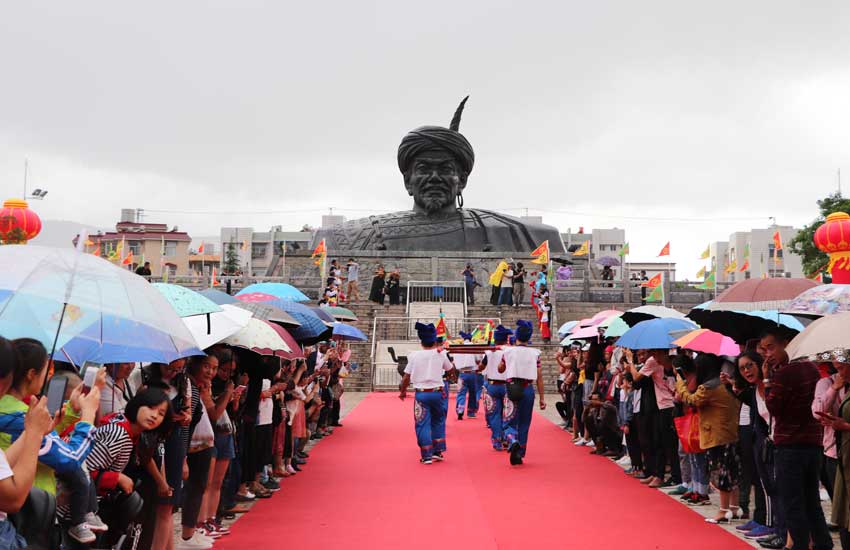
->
[417,180,454,213]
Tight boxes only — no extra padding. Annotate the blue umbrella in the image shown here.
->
[308,306,336,325]
[616,318,698,350]
[61,314,203,366]
[237,283,309,302]
[262,299,330,342]
[0,245,198,360]
[199,289,240,305]
[332,322,367,342]
[557,321,579,338]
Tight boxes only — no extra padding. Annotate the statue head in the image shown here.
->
[397,97,475,214]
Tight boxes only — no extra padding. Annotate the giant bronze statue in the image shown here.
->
[313,98,566,253]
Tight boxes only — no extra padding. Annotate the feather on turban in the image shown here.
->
[397,97,475,175]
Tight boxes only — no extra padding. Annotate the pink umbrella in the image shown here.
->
[264,321,305,360]
[235,292,279,303]
[570,325,604,340]
[592,309,623,321]
[673,329,741,357]
[705,278,819,312]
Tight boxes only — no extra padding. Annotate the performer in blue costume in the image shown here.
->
[399,323,457,464]
[454,331,482,420]
[480,325,512,450]
[499,320,547,465]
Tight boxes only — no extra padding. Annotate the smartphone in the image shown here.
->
[82,366,98,391]
[45,377,69,416]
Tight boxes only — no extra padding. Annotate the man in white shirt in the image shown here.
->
[454,332,482,420]
[346,258,360,303]
[480,325,513,450]
[499,320,546,465]
[399,323,457,465]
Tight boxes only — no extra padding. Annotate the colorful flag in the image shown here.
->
[658,242,670,257]
[641,273,662,288]
[743,243,751,259]
[725,260,737,273]
[92,246,100,257]
[573,240,590,257]
[197,242,205,254]
[696,266,706,279]
[646,285,663,302]
[311,238,327,266]
[618,243,630,258]
[696,272,716,290]
[699,245,710,260]
[122,251,134,266]
[211,267,219,288]
[530,240,550,265]
[435,312,449,340]
[773,231,783,250]
[739,260,750,272]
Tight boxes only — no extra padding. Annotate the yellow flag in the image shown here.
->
[573,240,590,257]
[725,260,737,273]
[700,245,710,260]
[530,240,549,265]
[696,266,706,279]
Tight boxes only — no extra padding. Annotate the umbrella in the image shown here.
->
[616,318,698,350]
[786,312,850,363]
[782,284,850,318]
[332,322,368,342]
[308,306,337,326]
[152,283,222,317]
[569,325,605,340]
[603,317,631,338]
[322,306,358,321]
[182,304,253,350]
[557,321,579,337]
[592,309,623,322]
[242,296,330,342]
[199,289,240,306]
[237,282,309,302]
[704,278,819,312]
[620,305,687,327]
[673,329,741,357]
[0,245,198,360]
[231,301,301,328]
[687,304,804,345]
[596,257,621,267]
[221,318,292,356]
[60,314,203,366]
[263,321,305,360]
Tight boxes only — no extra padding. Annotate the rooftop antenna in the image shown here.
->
[22,159,28,197]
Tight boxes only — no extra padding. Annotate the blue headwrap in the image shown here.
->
[509,336,516,346]
[415,322,437,345]
[493,325,513,344]
[516,320,534,342]
[459,331,472,342]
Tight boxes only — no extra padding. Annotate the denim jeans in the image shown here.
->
[58,467,97,525]
[504,385,535,457]
[498,287,513,306]
[775,446,833,550]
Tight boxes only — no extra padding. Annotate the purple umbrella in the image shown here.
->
[596,256,621,267]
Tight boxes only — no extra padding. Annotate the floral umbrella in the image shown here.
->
[782,284,850,318]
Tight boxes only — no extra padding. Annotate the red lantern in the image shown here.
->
[814,211,850,284]
[0,198,42,244]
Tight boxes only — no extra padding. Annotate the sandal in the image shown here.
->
[705,509,732,524]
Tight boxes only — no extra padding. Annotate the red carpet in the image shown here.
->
[216,393,752,550]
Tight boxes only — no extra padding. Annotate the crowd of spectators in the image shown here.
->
[555,328,841,550]
[0,335,350,550]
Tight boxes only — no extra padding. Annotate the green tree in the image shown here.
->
[223,243,240,275]
[788,192,850,278]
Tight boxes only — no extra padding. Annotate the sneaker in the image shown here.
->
[744,526,774,539]
[687,493,710,505]
[68,524,97,544]
[177,532,213,550]
[262,479,281,491]
[585,440,596,448]
[679,491,695,501]
[757,534,786,549]
[209,520,231,535]
[574,438,587,446]
[85,512,109,532]
[420,457,433,465]
[736,520,761,532]
[509,442,523,465]
[431,452,445,462]
[196,525,222,539]
[235,491,255,501]
[668,485,689,496]
[457,413,463,420]
[616,456,631,467]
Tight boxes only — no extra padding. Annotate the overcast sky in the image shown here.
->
[2,1,849,277]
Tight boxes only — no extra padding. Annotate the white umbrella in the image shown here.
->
[786,312,850,363]
[183,304,253,350]
[221,318,292,356]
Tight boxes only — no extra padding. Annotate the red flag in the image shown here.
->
[772,231,783,250]
[92,246,101,257]
[197,242,205,254]
[738,260,750,272]
[435,314,449,340]
[211,267,219,288]
[122,251,134,266]
[311,238,327,267]
[530,240,549,265]
[658,242,671,257]
[641,273,662,288]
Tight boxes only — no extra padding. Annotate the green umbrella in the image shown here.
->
[603,317,630,338]
[153,283,222,318]
[323,306,358,321]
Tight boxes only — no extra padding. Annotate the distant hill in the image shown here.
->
[28,220,108,248]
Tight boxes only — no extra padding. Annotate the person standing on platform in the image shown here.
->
[499,320,547,465]
[345,258,360,303]
[481,325,513,450]
[454,332,481,420]
[399,323,456,465]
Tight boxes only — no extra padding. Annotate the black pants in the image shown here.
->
[821,455,837,501]
[739,424,767,524]
[239,420,257,484]
[330,398,342,425]
[638,411,656,477]
[775,445,832,550]
[183,448,214,529]
[626,418,643,470]
[654,408,681,483]
[572,387,584,435]
[283,422,293,460]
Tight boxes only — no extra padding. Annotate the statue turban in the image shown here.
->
[397,97,475,175]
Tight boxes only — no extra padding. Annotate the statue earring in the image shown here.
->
[456,192,464,209]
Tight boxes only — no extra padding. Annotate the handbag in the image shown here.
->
[674,408,703,454]
[507,380,527,402]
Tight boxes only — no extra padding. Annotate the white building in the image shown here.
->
[220,226,314,276]
[704,225,802,283]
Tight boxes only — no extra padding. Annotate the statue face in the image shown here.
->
[404,151,467,213]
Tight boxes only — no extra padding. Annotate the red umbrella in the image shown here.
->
[235,291,278,303]
[705,278,819,312]
[263,320,304,360]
